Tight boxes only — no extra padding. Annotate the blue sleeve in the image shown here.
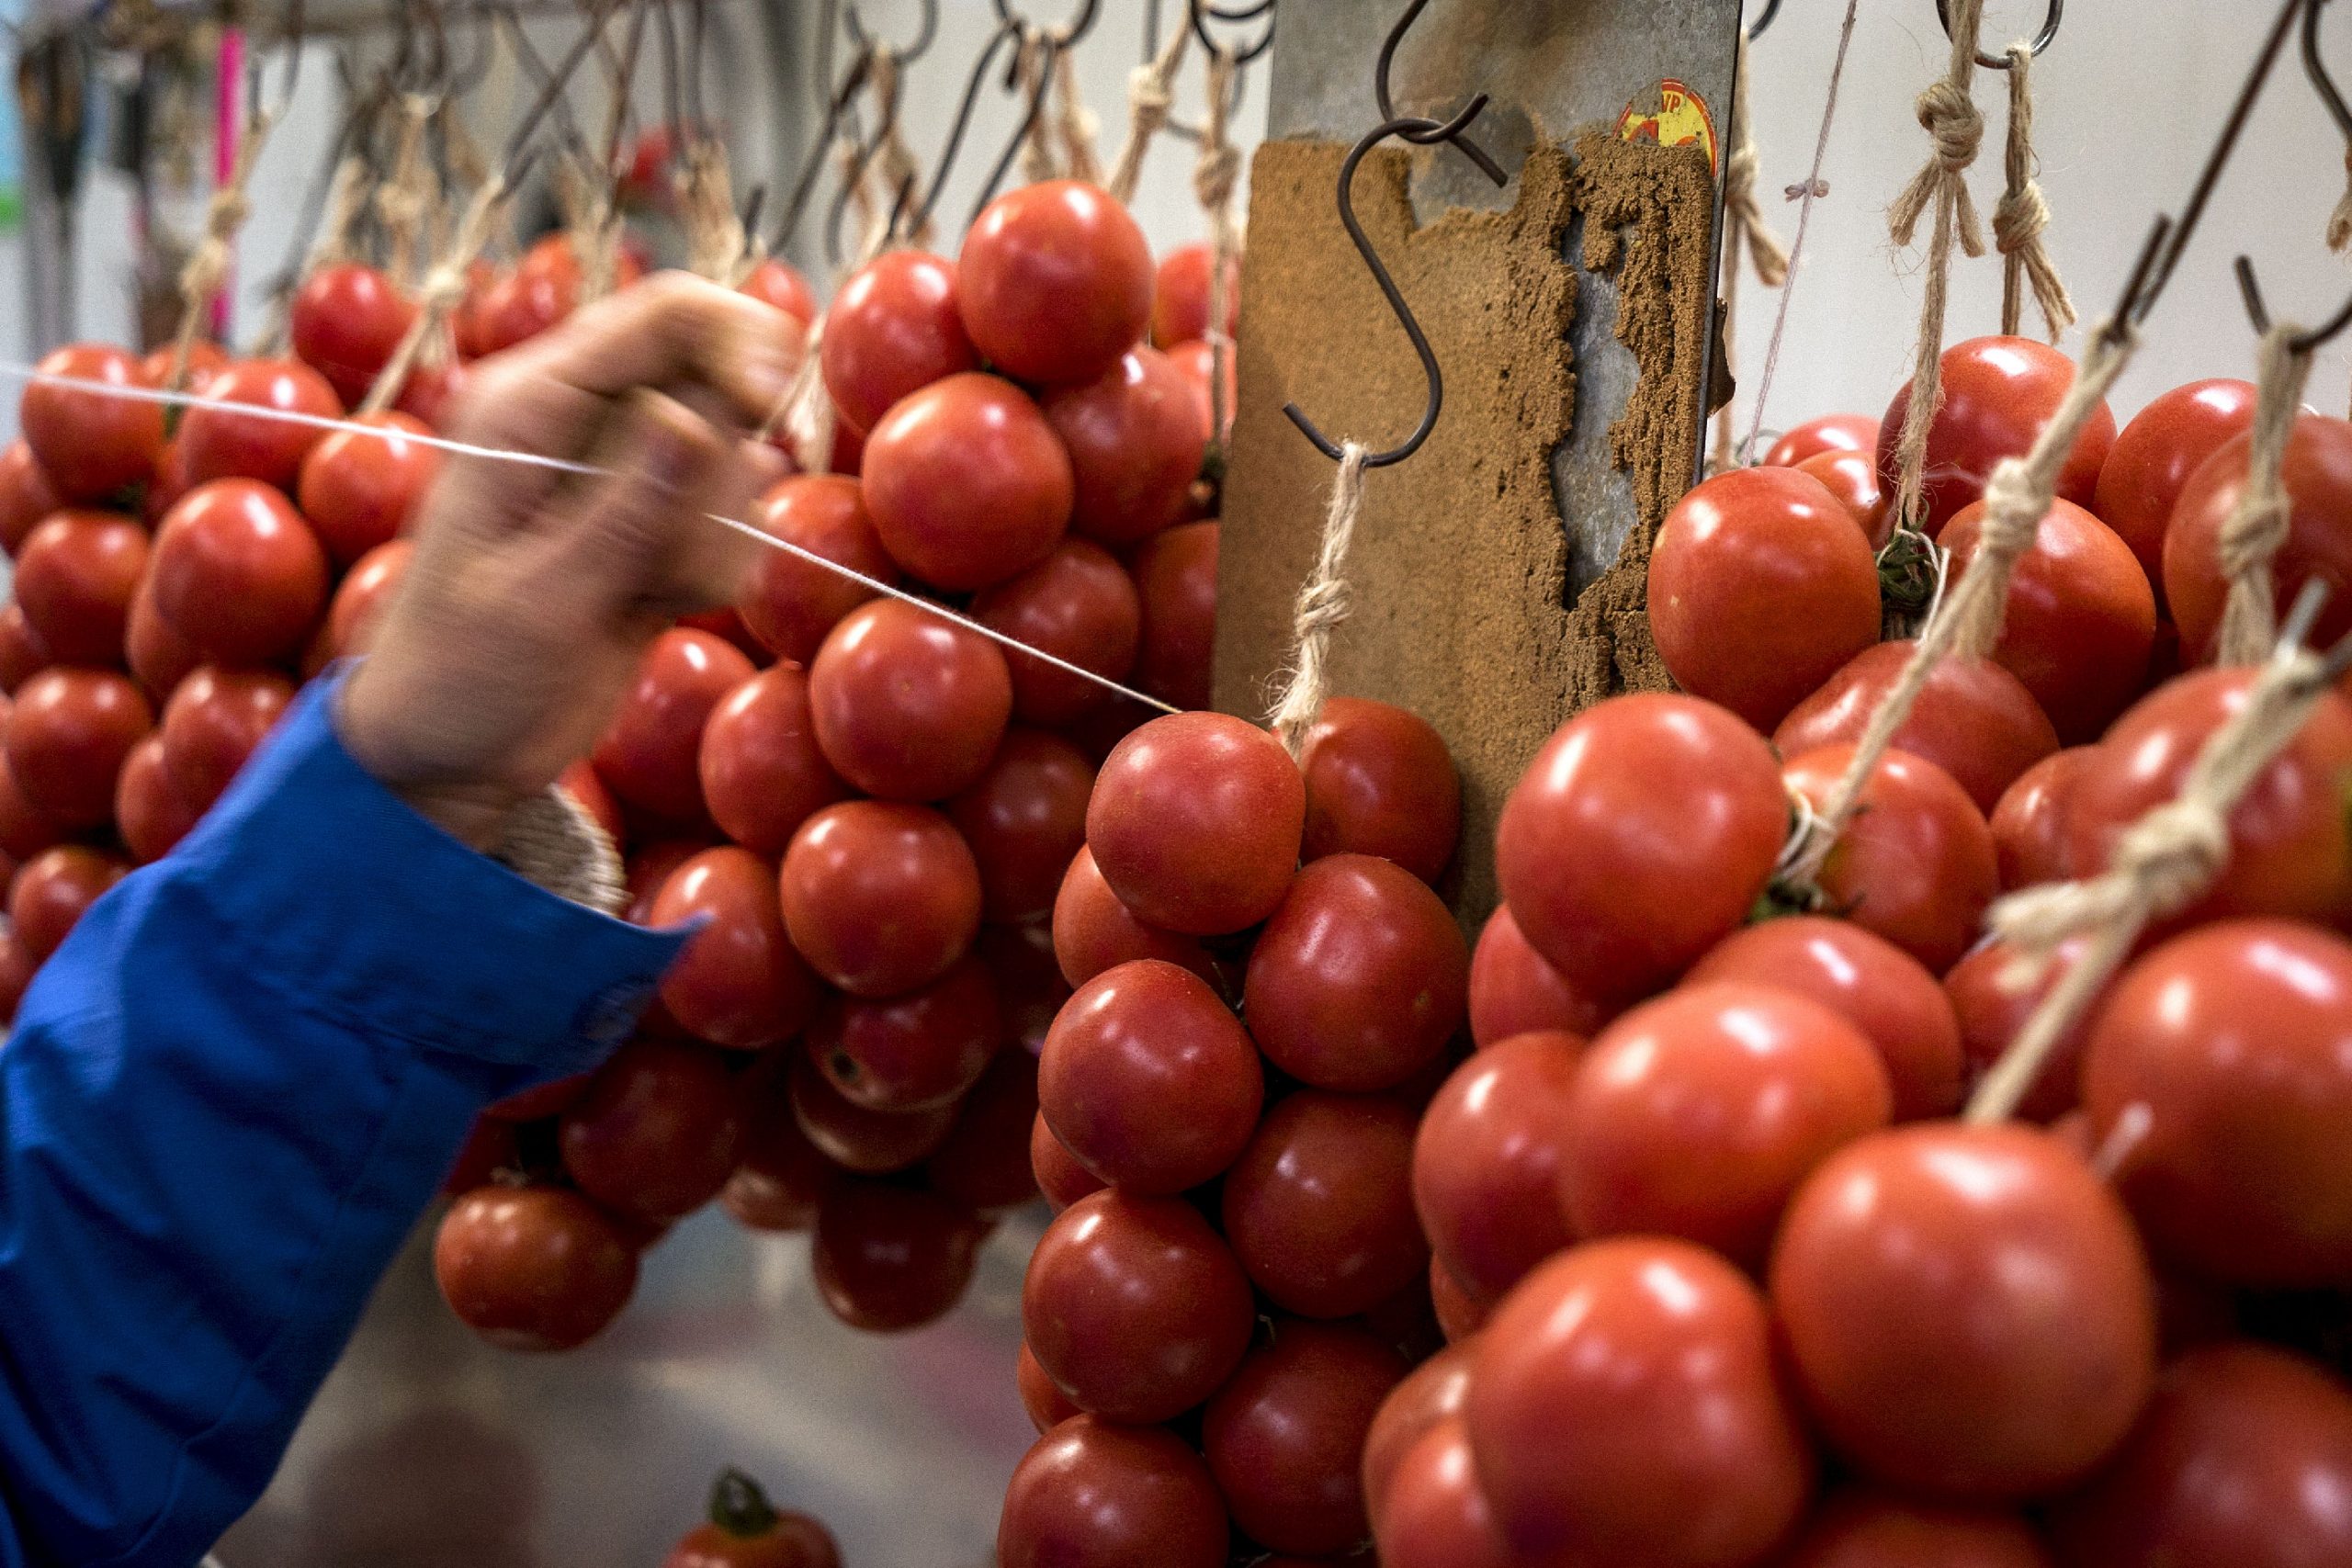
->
[0,673,685,1568]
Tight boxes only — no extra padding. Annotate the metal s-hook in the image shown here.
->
[992,0,1102,42]
[1283,100,1506,469]
[2234,254,2352,352]
[1747,0,1784,40]
[772,40,874,249]
[1934,0,2062,70]
[846,0,940,63]
[2307,0,2352,138]
[1191,0,1276,64]
[1373,0,1507,184]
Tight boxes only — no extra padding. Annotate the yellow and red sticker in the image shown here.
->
[1616,80,1719,173]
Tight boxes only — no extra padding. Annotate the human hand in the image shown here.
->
[339,273,797,849]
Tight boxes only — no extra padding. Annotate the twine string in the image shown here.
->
[1267,442,1368,755]
[1993,41,2075,342]
[2215,322,2316,664]
[1107,12,1191,205]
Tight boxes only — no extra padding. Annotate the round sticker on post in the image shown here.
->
[1616,80,1720,173]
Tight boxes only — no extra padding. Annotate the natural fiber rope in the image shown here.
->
[1195,44,1243,463]
[1107,15,1192,205]
[863,47,932,254]
[357,174,510,417]
[1993,42,2075,343]
[1268,442,1368,755]
[1713,25,1792,471]
[2329,149,2352,254]
[1051,40,1105,188]
[303,155,371,277]
[166,104,281,393]
[2216,323,2316,664]
[678,137,748,283]
[1016,32,1060,186]
[376,96,438,288]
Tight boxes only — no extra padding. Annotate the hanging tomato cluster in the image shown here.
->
[1340,337,2352,1568]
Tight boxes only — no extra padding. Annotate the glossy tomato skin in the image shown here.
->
[290,262,418,407]
[6,668,152,828]
[433,1184,638,1351]
[1466,902,1615,1045]
[960,181,1153,387]
[808,954,1000,1111]
[1029,1108,1106,1210]
[779,799,982,997]
[1222,1089,1428,1319]
[1941,496,2155,742]
[1689,916,1965,1121]
[1203,1320,1408,1555]
[297,411,441,566]
[559,1037,745,1220]
[152,479,331,665]
[10,844,129,961]
[2084,919,2352,1286]
[0,747,64,862]
[649,846,821,1050]
[1876,335,2117,538]
[998,1416,1229,1568]
[697,666,845,858]
[860,373,1073,592]
[807,597,1012,802]
[1946,935,2108,1123]
[1363,1338,1477,1529]
[1041,348,1205,547]
[946,728,1094,926]
[1776,639,2059,814]
[1795,447,1894,549]
[666,1508,840,1568]
[1048,844,1217,988]
[592,628,758,824]
[1299,696,1461,886]
[1037,957,1262,1193]
[738,255,818,328]
[177,357,344,491]
[786,1050,956,1173]
[116,732,203,863]
[1778,1491,2053,1568]
[1413,1029,1584,1303]
[1017,1339,1081,1434]
[820,251,978,434]
[971,541,1141,726]
[0,441,65,555]
[736,475,897,664]
[1498,693,1788,1005]
[2095,378,2256,592]
[20,343,164,500]
[1647,466,1883,729]
[2165,413,2352,659]
[0,607,50,697]
[1375,1418,1523,1568]
[924,1045,1041,1213]
[159,666,293,810]
[1765,412,1878,468]
[1784,744,1998,974]
[810,1178,985,1333]
[14,510,148,666]
[1087,711,1302,935]
[1162,339,1234,446]
[1770,1122,2157,1500]
[1128,518,1217,711]
[1989,745,2092,890]
[1464,1237,1815,1568]
[1023,1188,1255,1422]
[321,537,412,662]
[1149,241,1238,349]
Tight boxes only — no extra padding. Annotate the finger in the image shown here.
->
[522,272,797,427]
[548,389,742,615]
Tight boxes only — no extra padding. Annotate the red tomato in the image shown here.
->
[556,757,624,845]
[2084,919,2352,1286]
[970,540,1141,725]
[290,262,418,407]
[13,510,147,666]
[1765,412,1878,468]
[1087,711,1303,935]
[1221,1089,1427,1319]
[152,479,331,664]
[159,666,292,810]
[697,665,847,856]
[627,840,716,925]
[807,597,1012,801]
[1149,242,1238,349]
[1783,744,1997,974]
[946,728,1094,924]
[1375,1418,1521,1568]
[779,799,981,997]
[6,668,151,827]
[0,606,49,696]
[1040,347,1205,546]
[2165,412,2352,660]
[1770,1122,2156,1499]
[1464,1237,1815,1567]
[1028,1107,1105,1211]
[1688,915,1966,1121]
[960,181,1153,387]
[1497,693,1788,1004]
[738,256,817,328]
[1128,518,1217,710]
[736,475,897,664]
[141,436,191,526]
[392,356,467,431]
[1299,696,1461,886]
[592,628,757,823]
[1023,1188,1255,1421]
[819,251,978,434]
[141,340,229,392]
[1794,447,1894,549]
[1467,902,1614,1046]
[0,744,63,862]
[1362,1339,1477,1529]
[296,411,440,566]
[1203,1321,1407,1556]
[321,537,413,662]
[1945,934,2108,1123]
[1037,957,1262,1194]
[860,373,1072,591]
[115,731,203,863]
[1647,466,1883,729]
[432,1184,638,1351]
[1430,1254,1489,1342]
[19,343,164,500]
[998,1416,1229,1568]
[1413,1029,1584,1303]
[1048,843,1217,987]
[722,1066,838,1231]
[786,1049,956,1173]
[1875,335,2117,538]
[922,1046,1040,1213]
[1778,1491,2053,1568]
[1988,744,2093,890]
[810,1178,985,1333]
[0,440,65,554]
[2095,378,2256,593]
[176,357,344,491]
[559,1037,744,1220]
[1777,639,2059,813]
[1941,496,2155,742]
[808,954,999,1111]
[1162,337,1235,446]
[1245,852,1467,1091]
[650,846,821,1050]
[1018,1341,1080,1433]
[10,843,128,961]
[662,1470,841,1568]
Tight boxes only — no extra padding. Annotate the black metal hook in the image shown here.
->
[992,0,1102,39]
[498,0,620,176]
[1283,101,1506,469]
[2234,255,2352,352]
[2307,0,2352,138]
[1373,0,1507,185]
[846,0,940,63]
[1935,0,2063,71]
[1747,0,1784,40]
[1191,0,1276,64]
[773,41,874,248]
[906,20,1018,230]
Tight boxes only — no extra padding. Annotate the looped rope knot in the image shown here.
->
[2109,800,2234,919]
[1990,177,2048,259]
[2216,324,2317,663]
[1916,80,1984,173]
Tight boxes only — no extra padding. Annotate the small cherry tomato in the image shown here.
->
[6,667,152,828]
[2095,378,2256,593]
[0,606,50,696]
[1087,711,1303,936]
[10,844,129,961]
[1041,347,1206,547]
[1430,1253,1490,1342]
[1989,745,2092,890]
[1945,934,2108,1123]
[433,1184,638,1351]
[1048,844,1217,987]
[1776,639,2059,814]
[1375,1418,1521,1568]
[662,1468,840,1568]
[1029,1107,1105,1211]
[1765,412,1877,468]
[296,411,441,566]
[960,180,1153,387]
[736,475,898,664]
[1413,1029,1584,1303]
[177,357,345,491]
[2165,412,2352,660]
[1128,518,1217,710]
[1794,447,1894,549]
[158,666,292,812]
[141,340,229,393]
[998,1416,1229,1568]
[1149,242,1238,349]
[808,954,999,1111]
[152,479,331,665]
[1018,1341,1080,1433]
[946,728,1094,924]
[1778,1490,2053,1568]
[321,537,413,662]
[971,540,1141,726]
[115,731,203,863]
[1875,335,2117,538]
[650,846,822,1050]
[1203,1320,1407,1556]
[1783,744,1997,974]
[13,509,148,666]
[780,799,981,997]
[923,1045,1040,1213]
[820,250,978,434]
[20,343,164,500]
[592,628,757,824]
[1362,1339,1476,1529]
[1299,696,1461,886]
[786,1049,957,1173]
[811,1177,986,1332]
[807,597,1012,802]
[392,356,467,431]
[1467,902,1616,1045]
[698,665,849,856]
[739,257,818,328]
[860,373,1073,591]
[141,436,191,526]
[0,440,65,555]
[290,262,419,407]
[721,1069,838,1232]
[559,1037,744,1220]
[1222,1089,1427,1319]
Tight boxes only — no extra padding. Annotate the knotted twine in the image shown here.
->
[1194,44,1244,463]
[377,96,442,288]
[357,173,511,416]
[164,103,282,393]
[677,137,748,283]
[2328,149,2352,254]
[302,155,371,276]
[1106,13,1192,205]
[1992,41,2075,342]
[860,46,932,254]
[1052,42,1105,188]
[1015,32,1061,186]
[2215,322,2317,664]
[1267,443,1369,756]
[1712,25,1792,471]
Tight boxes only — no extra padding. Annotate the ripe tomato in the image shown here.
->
[1244,852,1468,1091]
[0,440,65,554]
[1163,338,1235,446]
[10,843,129,961]
[807,598,1012,801]
[6,668,152,828]
[1037,956,1262,1193]
[141,436,191,526]
[808,954,999,1111]
[1149,242,1238,349]
[0,607,49,696]
[116,731,203,863]
[923,1045,1040,1213]
[860,373,1072,591]
[1299,696,1460,886]
[321,537,412,662]
[1362,1339,1476,1529]
[1048,844,1217,987]
[1203,1321,1407,1555]
[697,665,847,857]
[970,541,1141,725]
[810,1178,986,1333]
[1989,745,2092,890]
[786,1049,956,1173]
[1777,640,2059,813]
[945,728,1093,924]
[1128,518,1217,710]
[1765,412,1878,468]
[1770,1122,2156,1499]
[2165,412,2352,660]
[1647,466,1883,729]
[1941,496,2155,742]
[159,666,292,811]
[2095,378,2257,592]
[960,180,1153,387]
[1464,1238,1815,1567]
[176,357,344,491]
[1430,1253,1491,1343]
[779,799,981,997]
[738,256,817,328]
[1028,1107,1106,1211]
[0,744,63,862]
[1375,1418,1521,1568]
[2084,919,2352,1286]
[998,1416,1229,1568]
[721,1073,838,1231]
[1794,447,1894,549]
[1412,1029,1584,1303]
[290,262,418,407]
[392,356,467,431]
[820,251,978,434]
[141,340,229,393]
[432,1184,638,1351]
[1945,934,2108,1123]
[662,1470,841,1568]
[650,846,821,1050]
[736,475,897,664]
[592,628,756,823]
[1087,711,1303,935]
[1497,693,1787,1004]
[1688,915,1966,1121]
[14,510,147,666]
[152,479,331,664]
[296,411,441,566]
[556,757,624,846]
[1783,744,1997,974]
[1018,1341,1080,1433]
[1875,335,2117,537]
[20,342,164,500]
[1023,1187,1255,1421]
[559,1037,744,1220]
[1777,1491,2052,1568]
[1222,1089,1427,1319]
[1040,347,1205,547]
